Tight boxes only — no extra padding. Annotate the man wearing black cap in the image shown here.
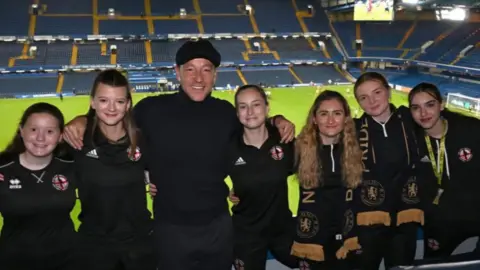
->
[63,39,295,270]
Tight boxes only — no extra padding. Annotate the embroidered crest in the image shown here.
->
[127,146,142,162]
[270,145,284,160]
[458,148,473,162]
[299,260,311,270]
[297,211,319,238]
[361,180,385,207]
[402,177,419,204]
[52,175,69,191]
[234,259,245,270]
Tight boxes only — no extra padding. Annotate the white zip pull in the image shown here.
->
[330,144,335,172]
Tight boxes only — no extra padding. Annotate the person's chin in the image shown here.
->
[99,117,123,126]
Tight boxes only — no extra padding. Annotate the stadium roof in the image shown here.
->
[414,0,480,8]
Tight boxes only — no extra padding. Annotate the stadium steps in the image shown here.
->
[291,0,318,51]
[437,27,480,63]
[56,73,64,93]
[71,44,78,65]
[328,17,348,58]
[244,0,259,34]
[145,41,152,64]
[236,69,247,84]
[397,20,417,49]
[242,39,251,61]
[450,55,461,65]
[288,66,303,84]
[144,0,154,34]
[356,23,361,57]
[110,51,116,65]
[192,0,204,34]
[101,42,107,56]
[93,0,99,34]
[8,44,35,67]
[399,49,409,58]
[335,64,355,83]
[409,25,459,61]
[28,1,38,36]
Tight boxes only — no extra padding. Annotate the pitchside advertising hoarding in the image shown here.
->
[257,236,478,270]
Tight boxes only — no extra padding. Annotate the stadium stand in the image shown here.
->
[0,0,478,107]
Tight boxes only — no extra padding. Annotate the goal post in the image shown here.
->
[446,92,480,116]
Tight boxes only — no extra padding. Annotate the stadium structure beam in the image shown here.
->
[144,0,155,35]
[192,0,205,34]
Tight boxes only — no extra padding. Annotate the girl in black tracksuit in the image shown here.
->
[0,103,77,270]
[228,85,298,270]
[353,72,423,270]
[409,83,480,261]
[71,70,155,270]
[291,91,362,270]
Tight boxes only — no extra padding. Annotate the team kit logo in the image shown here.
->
[127,146,142,162]
[458,147,473,162]
[402,177,419,204]
[299,260,311,270]
[361,180,386,207]
[233,259,245,270]
[270,145,284,160]
[297,211,319,238]
[52,174,69,191]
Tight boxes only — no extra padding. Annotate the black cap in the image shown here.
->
[175,39,221,68]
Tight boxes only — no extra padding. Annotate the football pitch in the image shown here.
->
[0,85,436,230]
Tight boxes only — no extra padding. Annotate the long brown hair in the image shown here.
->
[88,69,138,157]
[295,90,363,189]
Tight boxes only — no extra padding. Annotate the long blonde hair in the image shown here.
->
[295,90,363,189]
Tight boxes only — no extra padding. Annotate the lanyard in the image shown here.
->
[424,120,448,186]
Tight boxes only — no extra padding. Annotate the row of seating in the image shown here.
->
[0,38,341,68]
[0,65,346,96]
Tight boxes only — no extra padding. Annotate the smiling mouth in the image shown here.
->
[420,117,432,123]
[192,86,204,90]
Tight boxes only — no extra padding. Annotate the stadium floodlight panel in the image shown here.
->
[402,0,419,4]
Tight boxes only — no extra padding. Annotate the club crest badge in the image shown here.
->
[361,180,386,207]
[458,148,473,162]
[297,211,319,238]
[127,146,142,162]
[234,259,245,270]
[299,260,311,270]
[402,177,419,204]
[270,145,284,160]
[428,239,440,251]
[52,175,69,191]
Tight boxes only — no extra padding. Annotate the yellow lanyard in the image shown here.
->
[424,120,448,186]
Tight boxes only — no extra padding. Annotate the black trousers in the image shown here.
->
[0,246,75,270]
[352,223,418,270]
[155,214,234,270]
[422,219,480,260]
[73,232,156,270]
[233,222,298,270]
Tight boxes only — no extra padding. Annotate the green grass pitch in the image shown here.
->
[0,85,471,231]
